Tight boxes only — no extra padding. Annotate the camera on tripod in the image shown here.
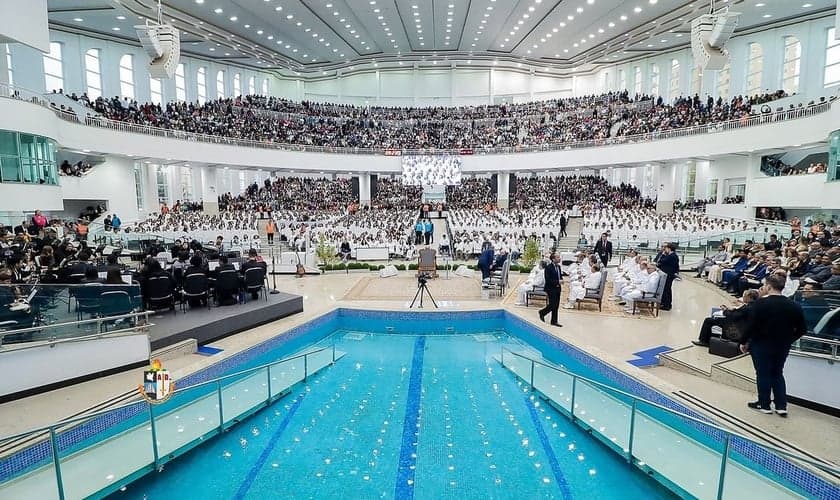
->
[417,272,431,285]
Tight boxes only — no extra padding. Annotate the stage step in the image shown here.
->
[659,345,756,393]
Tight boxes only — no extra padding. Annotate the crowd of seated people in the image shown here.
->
[445,178,494,209]
[371,178,422,209]
[218,177,355,213]
[59,160,93,177]
[512,175,652,210]
[581,208,785,247]
[70,89,801,150]
[310,209,417,260]
[672,199,712,211]
[401,156,462,185]
[722,195,745,204]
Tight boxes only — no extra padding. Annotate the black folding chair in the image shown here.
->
[181,273,210,311]
[146,275,175,314]
[243,267,267,302]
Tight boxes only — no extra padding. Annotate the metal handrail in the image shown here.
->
[0,344,334,443]
[794,335,840,359]
[0,82,834,156]
[499,347,840,479]
[0,310,152,348]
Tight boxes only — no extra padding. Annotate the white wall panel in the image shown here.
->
[493,70,530,95]
[415,70,451,98]
[342,72,378,96]
[453,70,489,97]
[380,72,414,98]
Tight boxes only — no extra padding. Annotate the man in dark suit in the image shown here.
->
[658,243,680,311]
[594,233,613,267]
[214,254,239,306]
[538,252,563,327]
[559,213,568,238]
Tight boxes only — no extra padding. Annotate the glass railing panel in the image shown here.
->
[570,379,632,451]
[153,383,221,458]
[500,349,533,385]
[221,368,270,424]
[630,402,725,499]
[0,430,59,500]
[722,443,810,499]
[531,362,573,413]
[268,357,305,398]
[53,409,154,500]
[305,348,335,375]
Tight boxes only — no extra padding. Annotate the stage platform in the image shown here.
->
[148,291,303,350]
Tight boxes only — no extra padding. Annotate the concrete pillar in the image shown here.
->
[199,166,219,214]
[656,164,678,213]
[142,162,159,213]
[496,172,510,209]
[358,173,371,206]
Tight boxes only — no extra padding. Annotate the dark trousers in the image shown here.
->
[480,265,491,280]
[539,287,561,324]
[734,277,760,296]
[415,231,422,245]
[267,233,274,244]
[750,342,791,410]
[424,232,432,245]
[698,317,727,344]
[661,275,675,309]
[598,254,608,267]
[560,226,567,237]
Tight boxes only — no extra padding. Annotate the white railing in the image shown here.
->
[0,82,835,156]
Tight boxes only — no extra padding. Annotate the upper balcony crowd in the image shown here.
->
[57,89,813,150]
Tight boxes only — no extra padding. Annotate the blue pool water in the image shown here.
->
[112,331,671,499]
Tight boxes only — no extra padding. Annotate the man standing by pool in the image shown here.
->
[739,274,806,417]
[538,252,563,327]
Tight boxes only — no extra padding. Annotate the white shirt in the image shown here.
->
[642,271,661,294]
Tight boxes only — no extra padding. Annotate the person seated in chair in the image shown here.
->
[619,262,660,314]
[514,260,547,306]
[565,263,602,309]
[240,248,267,300]
[80,267,103,284]
[692,289,759,347]
[438,234,451,257]
[214,255,239,306]
[338,241,351,262]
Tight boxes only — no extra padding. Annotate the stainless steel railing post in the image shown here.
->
[148,404,160,466]
[266,365,273,404]
[570,376,577,419]
[529,360,535,391]
[49,427,66,500]
[627,399,637,462]
[216,381,225,430]
[716,433,731,500]
[303,354,309,382]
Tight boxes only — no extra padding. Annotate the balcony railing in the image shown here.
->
[0,82,835,156]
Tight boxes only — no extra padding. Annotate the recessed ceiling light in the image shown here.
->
[214,8,222,14]
[195,0,203,3]
[802,2,812,6]
[634,6,642,13]
[112,27,120,31]
[763,13,771,17]
[229,16,237,21]
[116,15,125,20]
[73,17,83,21]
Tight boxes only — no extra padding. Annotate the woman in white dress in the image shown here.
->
[565,264,602,308]
[514,260,547,306]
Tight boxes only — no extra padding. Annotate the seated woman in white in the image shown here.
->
[620,263,661,313]
[613,260,649,298]
[514,260,547,306]
[565,264,602,309]
[613,255,642,297]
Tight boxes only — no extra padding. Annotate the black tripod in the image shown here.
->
[410,277,438,309]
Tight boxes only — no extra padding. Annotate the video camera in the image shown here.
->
[417,272,432,285]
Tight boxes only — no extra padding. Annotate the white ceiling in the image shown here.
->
[47,0,836,74]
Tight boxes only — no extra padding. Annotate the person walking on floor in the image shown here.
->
[265,219,277,245]
[424,219,434,245]
[739,275,806,417]
[658,243,679,311]
[538,252,563,327]
[594,232,613,267]
[559,213,568,238]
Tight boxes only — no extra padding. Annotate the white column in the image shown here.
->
[143,163,158,213]
[496,172,510,209]
[488,68,495,105]
[656,164,678,213]
[358,173,371,206]
[200,166,219,214]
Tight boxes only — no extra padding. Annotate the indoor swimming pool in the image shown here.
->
[0,310,837,499]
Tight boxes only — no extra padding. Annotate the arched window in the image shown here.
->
[669,59,681,99]
[746,42,763,95]
[649,64,660,95]
[175,63,186,101]
[633,66,642,94]
[717,60,730,98]
[247,76,255,94]
[691,66,702,95]
[119,54,135,99]
[150,77,162,104]
[233,73,241,96]
[261,78,269,95]
[782,36,801,94]
[618,69,626,90]
[216,70,226,98]
[827,28,840,87]
[196,67,207,104]
[84,48,102,99]
[43,42,64,92]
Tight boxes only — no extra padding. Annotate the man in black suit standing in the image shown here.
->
[594,233,613,267]
[658,243,679,311]
[538,252,563,327]
[559,213,568,238]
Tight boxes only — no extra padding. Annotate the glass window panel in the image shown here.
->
[4,44,12,88]
[618,69,626,89]
[717,60,730,98]
[633,66,642,94]
[233,73,241,96]
[216,70,225,99]
[649,64,659,95]
[1,156,21,182]
[0,131,18,155]
[134,162,144,209]
[826,29,840,87]
[84,49,102,99]
[824,64,840,87]
[150,77,162,104]
[782,36,801,94]
[247,76,255,94]
[261,78,268,95]
[746,43,763,95]
[175,64,186,101]
[669,59,680,99]
[196,67,206,104]
[119,54,135,99]
[42,42,63,91]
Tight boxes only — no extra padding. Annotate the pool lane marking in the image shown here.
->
[524,395,573,500]
[233,392,306,500]
[394,336,427,499]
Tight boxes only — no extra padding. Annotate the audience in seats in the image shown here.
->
[693,289,760,347]
[513,176,649,210]
[565,262,601,309]
[310,209,416,259]
[445,178,494,209]
[59,160,93,177]
[72,89,799,150]
[616,262,661,314]
[372,178,422,209]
